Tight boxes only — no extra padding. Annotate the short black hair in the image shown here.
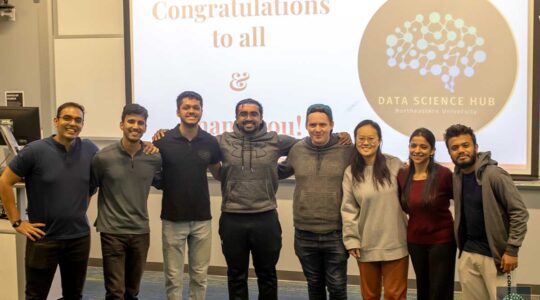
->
[121,103,148,121]
[56,102,85,118]
[176,91,203,110]
[443,124,477,148]
[235,98,263,117]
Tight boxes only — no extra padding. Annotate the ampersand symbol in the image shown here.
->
[230,72,250,91]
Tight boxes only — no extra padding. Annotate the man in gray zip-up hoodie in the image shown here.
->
[217,98,297,300]
[444,124,528,300]
[279,104,352,300]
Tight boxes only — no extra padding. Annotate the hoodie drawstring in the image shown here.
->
[249,140,253,173]
[241,137,245,171]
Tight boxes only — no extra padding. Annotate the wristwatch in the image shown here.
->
[12,219,22,228]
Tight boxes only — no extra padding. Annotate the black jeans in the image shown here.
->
[294,229,348,300]
[219,210,282,300]
[25,235,91,300]
[408,241,456,300]
[100,233,150,300]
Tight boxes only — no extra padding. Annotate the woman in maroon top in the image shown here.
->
[397,128,456,300]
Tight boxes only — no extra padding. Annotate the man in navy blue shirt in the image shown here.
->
[0,102,98,300]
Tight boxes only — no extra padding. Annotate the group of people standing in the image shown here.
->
[0,92,529,300]
[284,107,528,300]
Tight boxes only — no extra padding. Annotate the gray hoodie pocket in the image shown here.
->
[296,190,340,224]
[225,178,275,211]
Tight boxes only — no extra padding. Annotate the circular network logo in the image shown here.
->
[358,0,517,139]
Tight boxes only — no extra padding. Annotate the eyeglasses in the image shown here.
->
[356,136,378,144]
[59,115,83,124]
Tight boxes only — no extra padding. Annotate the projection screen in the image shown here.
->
[127,0,539,177]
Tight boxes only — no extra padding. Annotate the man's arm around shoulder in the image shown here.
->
[277,135,299,156]
[208,163,221,181]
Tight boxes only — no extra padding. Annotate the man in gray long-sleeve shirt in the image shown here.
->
[92,104,161,299]
[279,104,352,300]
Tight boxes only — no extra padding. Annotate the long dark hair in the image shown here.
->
[350,120,391,189]
[400,128,439,211]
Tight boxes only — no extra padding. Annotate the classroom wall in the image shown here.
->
[0,0,54,135]
[1,0,540,288]
[85,180,540,287]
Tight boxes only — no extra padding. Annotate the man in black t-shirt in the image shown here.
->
[0,102,98,299]
[153,91,221,300]
[444,124,528,299]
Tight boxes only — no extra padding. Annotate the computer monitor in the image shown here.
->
[0,106,41,146]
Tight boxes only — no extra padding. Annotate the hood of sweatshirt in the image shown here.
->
[232,120,270,140]
[303,134,339,150]
[303,134,340,174]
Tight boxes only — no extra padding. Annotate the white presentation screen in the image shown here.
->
[130,0,536,175]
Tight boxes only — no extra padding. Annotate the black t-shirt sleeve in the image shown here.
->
[209,137,222,164]
[152,128,173,149]
[84,140,100,196]
[277,134,300,156]
[152,155,163,190]
[91,154,102,188]
[153,137,163,149]
[278,158,294,179]
[8,144,36,178]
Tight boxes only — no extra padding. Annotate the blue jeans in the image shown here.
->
[162,220,212,300]
[294,229,349,300]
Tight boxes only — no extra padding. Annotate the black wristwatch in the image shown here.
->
[12,219,22,228]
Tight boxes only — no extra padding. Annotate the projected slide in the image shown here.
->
[130,0,533,174]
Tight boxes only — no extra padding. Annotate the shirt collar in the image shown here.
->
[48,135,80,152]
[170,124,203,141]
[117,138,145,156]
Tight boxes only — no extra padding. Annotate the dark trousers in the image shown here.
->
[219,210,282,300]
[100,233,150,300]
[25,235,91,300]
[294,229,348,300]
[408,241,456,300]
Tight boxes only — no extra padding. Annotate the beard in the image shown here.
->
[237,120,259,134]
[453,152,477,170]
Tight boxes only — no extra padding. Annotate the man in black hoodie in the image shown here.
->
[278,104,352,300]
[444,124,528,300]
